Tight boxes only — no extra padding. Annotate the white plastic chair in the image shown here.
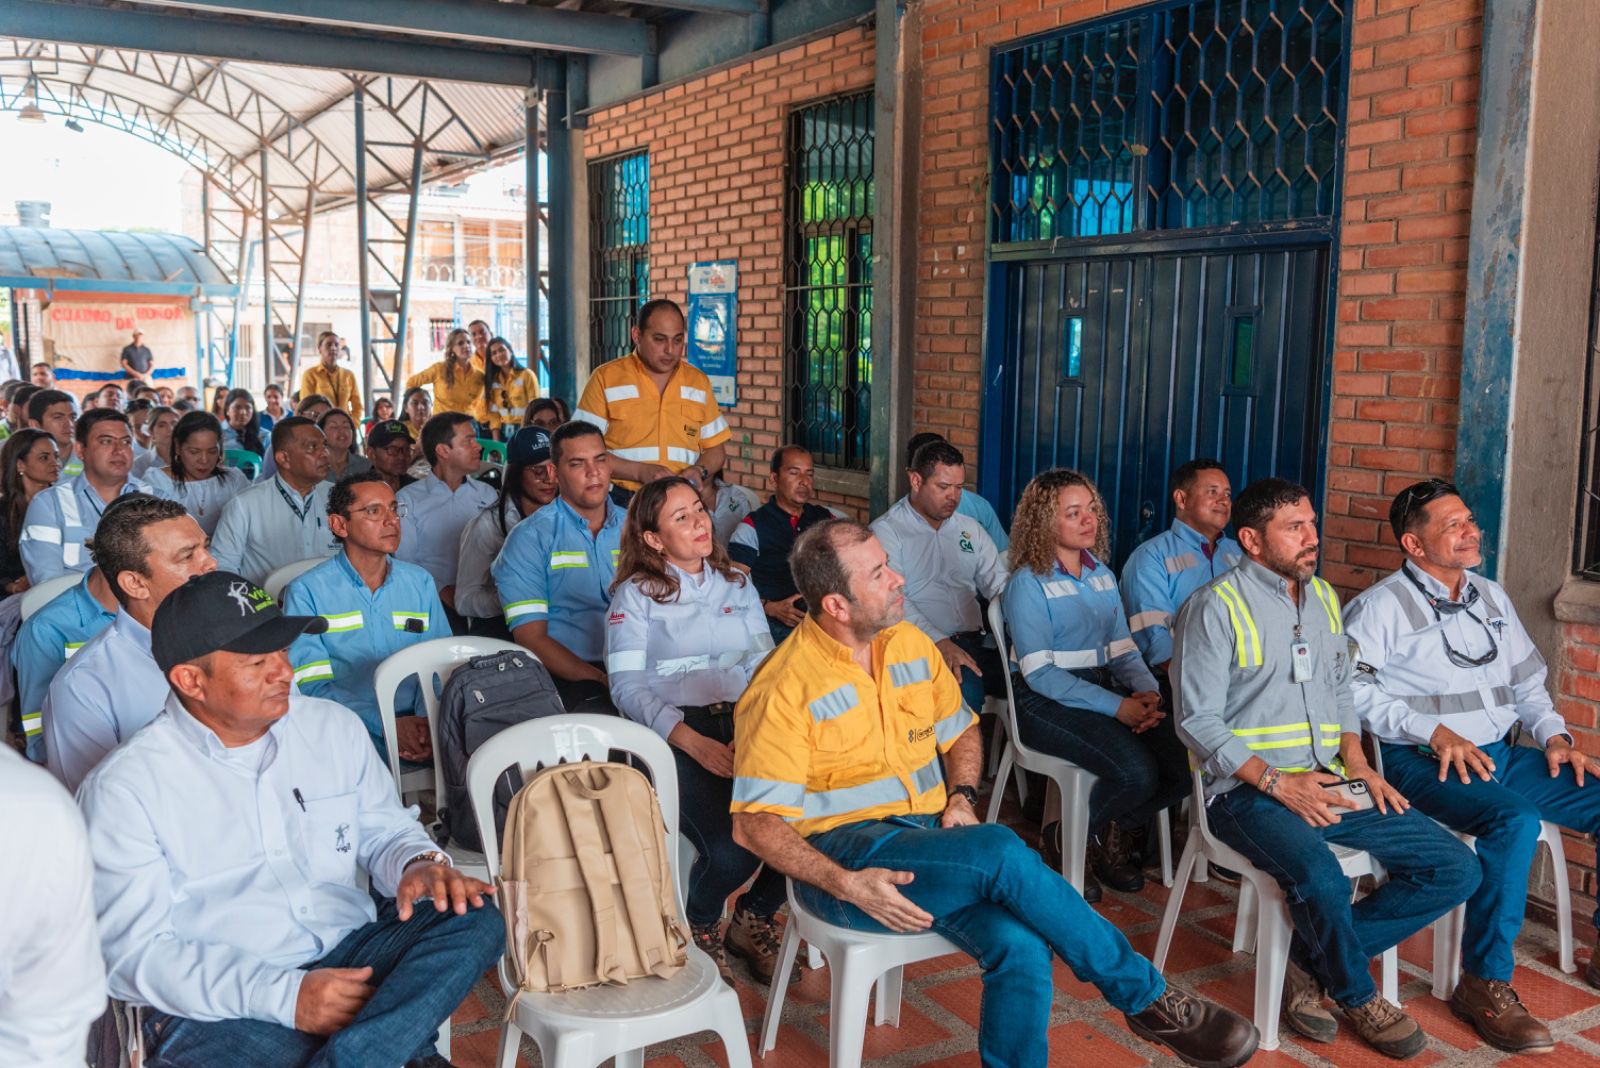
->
[983,599,1173,891]
[263,556,325,601]
[19,571,80,620]
[760,878,962,1068]
[465,714,751,1068]
[1153,770,1398,1051]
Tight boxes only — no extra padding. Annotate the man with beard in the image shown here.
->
[1171,477,1480,1059]
[728,445,838,643]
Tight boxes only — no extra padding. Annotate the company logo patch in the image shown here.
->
[228,581,275,616]
[608,612,626,625]
[908,724,936,743]
[957,533,975,554]
[722,605,735,614]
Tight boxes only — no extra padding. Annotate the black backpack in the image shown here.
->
[435,649,565,852]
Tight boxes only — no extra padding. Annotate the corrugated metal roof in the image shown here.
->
[0,226,234,293]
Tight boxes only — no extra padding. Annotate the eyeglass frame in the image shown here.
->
[1399,562,1498,669]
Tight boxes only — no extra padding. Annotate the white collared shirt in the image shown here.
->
[0,745,106,1067]
[44,608,169,791]
[146,465,253,537]
[870,495,1006,642]
[454,497,528,621]
[396,473,497,589]
[210,476,339,585]
[79,693,440,1029]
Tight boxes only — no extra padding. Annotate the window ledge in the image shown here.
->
[1553,577,1600,626]
[814,466,871,501]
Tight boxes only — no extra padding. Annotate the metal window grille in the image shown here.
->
[588,151,650,367]
[1573,190,1600,579]
[785,91,874,471]
[991,0,1345,244]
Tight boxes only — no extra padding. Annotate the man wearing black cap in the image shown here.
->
[367,419,419,493]
[79,571,502,1068]
[455,425,556,637]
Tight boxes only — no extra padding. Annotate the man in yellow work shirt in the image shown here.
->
[730,519,1258,1068]
[573,298,729,497]
[300,331,363,422]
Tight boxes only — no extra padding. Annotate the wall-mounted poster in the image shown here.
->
[686,260,736,407]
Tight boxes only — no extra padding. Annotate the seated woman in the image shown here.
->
[133,406,178,477]
[605,477,791,986]
[1001,467,1188,902]
[219,388,266,459]
[523,396,563,433]
[400,386,434,480]
[0,429,61,594]
[146,412,252,537]
[318,408,372,480]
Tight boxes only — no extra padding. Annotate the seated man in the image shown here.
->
[284,471,448,762]
[492,420,623,714]
[728,445,838,642]
[871,439,1006,715]
[397,413,496,631]
[44,494,216,790]
[903,431,1009,552]
[26,387,81,478]
[1121,458,1242,676]
[731,519,1258,1068]
[20,408,148,582]
[1347,478,1600,1053]
[79,570,501,1068]
[366,420,419,493]
[13,566,116,763]
[1172,477,1480,1058]
[211,416,339,585]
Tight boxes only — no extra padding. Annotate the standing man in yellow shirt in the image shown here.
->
[300,331,363,423]
[574,299,730,497]
[730,519,1258,1068]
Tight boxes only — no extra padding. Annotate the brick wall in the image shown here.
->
[581,26,876,516]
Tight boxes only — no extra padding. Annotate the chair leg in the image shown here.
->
[828,948,881,1068]
[760,919,803,1054]
[711,985,756,1068]
[1541,826,1578,975]
[1234,880,1257,954]
[1431,903,1463,1001]
[497,1023,524,1068]
[615,1049,645,1068]
[984,745,1015,824]
[436,1018,451,1058]
[1153,838,1200,969]
[872,965,904,1027]
[1380,946,1398,1005]
[1253,898,1292,1053]
[985,702,1005,781]
[1061,772,1092,894]
[1157,809,1174,888]
[546,1031,597,1068]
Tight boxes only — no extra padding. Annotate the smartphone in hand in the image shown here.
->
[1320,778,1376,812]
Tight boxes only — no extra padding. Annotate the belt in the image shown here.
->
[683,701,736,716]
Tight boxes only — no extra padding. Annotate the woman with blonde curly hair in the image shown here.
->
[1000,467,1187,902]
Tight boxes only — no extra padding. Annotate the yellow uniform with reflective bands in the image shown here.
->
[406,361,487,421]
[485,367,540,435]
[573,353,731,491]
[1171,557,1356,797]
[299,364,363,421]
[732,616,977,837]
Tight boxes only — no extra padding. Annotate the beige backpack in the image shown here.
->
[497,760,689,1001]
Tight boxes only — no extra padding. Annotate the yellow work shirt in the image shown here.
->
[406,361,486,421]
[732,616,976,837]
[485,367,540,434]
[299,364,363,422]
[573,353,731,491]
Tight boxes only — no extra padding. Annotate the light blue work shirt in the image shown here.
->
[957,491,1010,553]
[13,573,115,764]
[282,552,448,753]
[396,473,497,589]
[19,473,151,583]
[491,495,624,663]
[1002,551,1157,716]
[43,609,168,792]
[1120,519,1243,667]
[210,476,339,586]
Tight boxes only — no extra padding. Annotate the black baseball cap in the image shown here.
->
[366,419,414,449]
[152,571,328,675]
[507,425,552,466]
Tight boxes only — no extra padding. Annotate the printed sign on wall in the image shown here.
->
[686,260,737,407]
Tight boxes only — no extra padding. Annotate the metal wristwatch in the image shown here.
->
[403,849,452,871]
[949,784,979,808]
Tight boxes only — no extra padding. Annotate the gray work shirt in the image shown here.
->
[1171,556,1358,796]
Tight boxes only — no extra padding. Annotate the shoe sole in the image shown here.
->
[1448,1002,1555,1054]
[1351,1031,1427,1060]
[1281,1011,1338,1044]
[1124,1018,1260,1068]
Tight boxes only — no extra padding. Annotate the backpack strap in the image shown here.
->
[551,768,625,983]
[589,770,681,977]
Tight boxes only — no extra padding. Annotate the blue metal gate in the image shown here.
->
[980,0,1347,565]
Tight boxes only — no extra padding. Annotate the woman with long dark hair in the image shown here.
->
[147,412,252,536]
[220,388,266,457]
[522,396,563,433]
[482,336,539,441]
[404,327,484,422]
[1001,467,1183,902]
[455,426,559,636]
[0,429,60,593]
[318,408,371,480]
[134,406,179,478]
[604,476,788,984]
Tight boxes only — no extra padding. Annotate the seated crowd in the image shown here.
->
[3,299,1595,1068]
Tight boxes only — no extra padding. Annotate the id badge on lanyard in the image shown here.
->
[1290,624,1313,683]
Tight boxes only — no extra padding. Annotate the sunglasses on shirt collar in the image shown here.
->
[1399,562,1498,669]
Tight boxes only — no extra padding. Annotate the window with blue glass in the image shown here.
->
[991,0,1345,244]
[588,151,650,366]
[786,92,874,471]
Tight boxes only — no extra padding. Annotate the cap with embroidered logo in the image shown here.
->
[152,570,328,675]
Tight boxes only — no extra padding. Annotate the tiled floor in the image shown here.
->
[443,804,1600,1068]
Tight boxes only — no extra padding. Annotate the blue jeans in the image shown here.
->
[144,897,504,1068]
[798,816,1164,1068]
[1012,674,1189,835]
[1209,787,1479,1008]
[1381,738,1600,981]
[950,631,1005,717]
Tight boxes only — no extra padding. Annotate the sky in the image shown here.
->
[0,117,188,231]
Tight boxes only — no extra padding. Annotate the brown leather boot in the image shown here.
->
[1449,973,1554,1053]
[1124,984,1259,1068]
[1343,996,1426,1059]
[691,921,733,986]
[1281,959,1338,1043]
[725,906,800,985]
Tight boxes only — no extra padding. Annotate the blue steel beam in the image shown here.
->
[141,0,652,57]
[2,0,543,84]
[619,0,764,14]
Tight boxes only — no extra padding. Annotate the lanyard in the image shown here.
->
[273,479,314,524]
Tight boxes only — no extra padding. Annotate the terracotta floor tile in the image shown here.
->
[1196,970,1260,1019]
[1126,926,1235,976]
[818,1001,952,1058]
[756,1022,831,1068]
[1397,926,1435,971]
[904,951,972,979]
[1503,1044,1600,1067]
[1139,879,1235,913]
[1285,1027,1444,1068]
[1504,960,1600,1020]
[924,974,985,1029]
[453,990,491,1026]
[1044,1020,1148,1067]
[915,1050,983,1068]
[1399,990,1479,1051]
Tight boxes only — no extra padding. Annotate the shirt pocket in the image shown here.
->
[807,682,873,754]
[297,791,360,885]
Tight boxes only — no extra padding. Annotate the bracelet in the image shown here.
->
[1257,766,1282,796]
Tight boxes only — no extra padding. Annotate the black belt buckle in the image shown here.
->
[709,701,734,716]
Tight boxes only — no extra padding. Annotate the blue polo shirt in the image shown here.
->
[491,495,624,663]
[1120,519,1243,667]
[281,551,448,754]
[14,573,115,763]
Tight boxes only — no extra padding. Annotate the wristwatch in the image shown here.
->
[949,784,979,808]
[403,850,452,871]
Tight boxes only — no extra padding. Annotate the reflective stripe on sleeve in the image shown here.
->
[572,408,609,433]
[700,416,729,439]
[1107,637,1137,659]
[504,599,548,623]
[1127,610,1170,633]
[293,660,334,685]
[21,525,62,544]
[1508,652,1544,686]
[64,641,85,658]
[606,649,648,674]
[732,776,806,812]
[1017,647,1099,675]
[20,712,41,737]
[934,705,975,744]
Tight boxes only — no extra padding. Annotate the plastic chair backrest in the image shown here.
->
[466,714,682,897]
[263,557,325,602]
[372,635,525,798]
[985,596,1056,768]
[477,438,507,465]
[224,448,260,480]
[19,572,81,621]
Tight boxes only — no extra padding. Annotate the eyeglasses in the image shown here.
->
[1400,563,1497,668]
[351,502,408,520]
[1392,478,1458,538]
